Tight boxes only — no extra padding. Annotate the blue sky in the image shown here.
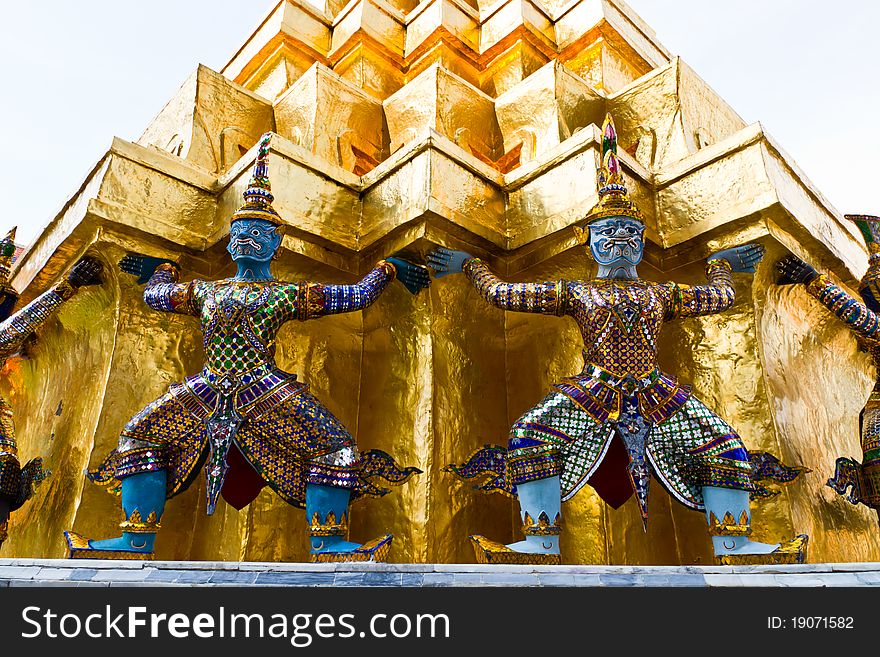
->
[1,0,878,247]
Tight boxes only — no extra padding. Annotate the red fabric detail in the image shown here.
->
[587,435,633,509]
[221,443,266,510]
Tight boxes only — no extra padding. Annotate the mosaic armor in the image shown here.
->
[86,261,413,511]
[459,257,753,514]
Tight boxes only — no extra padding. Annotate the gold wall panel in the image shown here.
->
[404,42,484,94]
[495,60,604,160]
[426,149,506,246]
[361,148,434,247]
[332,43,405,100]
[479,40,550,98]
[506,141,655,248]
[357,258,517,563]
[655,140,775,246]
[251,45,323,103]
[676,60,746,152]
[136,71,200,162]
[565,40,646,95]
[100,152,218,249]
[138,65,275,174]
[761,145,866,278]
[479,0,554,53]
[280,0,333,53]
[331,0,406,61]
[353,280,435,562]
[383,64,502,160]
[609,59,692,168]
[227,1,331,80]
[274,63,388,171]
[598,41,651,95]
[608,58,744,171]
[405,0,479,57]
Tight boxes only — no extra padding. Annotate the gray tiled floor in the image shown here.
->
[1,559,879,587]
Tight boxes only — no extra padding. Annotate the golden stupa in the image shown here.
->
[2,0,877,565]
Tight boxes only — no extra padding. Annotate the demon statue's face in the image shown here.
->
[588,216,645,279]
[227,218,282,264]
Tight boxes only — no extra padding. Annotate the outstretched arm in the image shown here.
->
[120,255,199,316]
[0,256,103,358]
[312,258,429,317]
[428,247,566,315]
[277,258,430,322]
[664,244,764,319]
[311,260,397,318]
[464,258,567,315]
[777,254,880,341]
[665,259,736,319]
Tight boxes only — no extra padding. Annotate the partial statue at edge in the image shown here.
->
[65,133,427,562]
[432,114,808,565]
[0,229,103,548]
[778,214,880,522]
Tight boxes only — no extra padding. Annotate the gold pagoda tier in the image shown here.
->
[2,0,878,565]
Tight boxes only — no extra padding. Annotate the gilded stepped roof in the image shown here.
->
[11,0,866,299]
[221,0,670,100]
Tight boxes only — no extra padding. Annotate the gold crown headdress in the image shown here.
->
[230,133,283,227]
[574,114,645,247]
[846,214,880,254]
[0,227,17,289]
[845,214,880,309]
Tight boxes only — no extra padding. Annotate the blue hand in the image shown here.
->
[386,257,431,295]
[119,253,179,285]
[708,243,765,273]
[68,256,103,288]
[426,247,473,278]
[776,254,819,285]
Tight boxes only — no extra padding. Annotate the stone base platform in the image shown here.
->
[1,559,879,587]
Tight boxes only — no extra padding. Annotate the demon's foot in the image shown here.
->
[715,534,809,565]
[469,535,561,565]
[64,530,156,560]
[309,534,393,563]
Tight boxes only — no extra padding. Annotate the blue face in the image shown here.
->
[588,216,645,268]
[227,219,282,263]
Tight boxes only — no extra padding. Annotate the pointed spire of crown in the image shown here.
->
[0,227,18,287]
[231,133,283,227]
[585,113,644,225]
[845,214,880,254]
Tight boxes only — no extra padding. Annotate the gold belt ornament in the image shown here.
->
[583,363,658,393]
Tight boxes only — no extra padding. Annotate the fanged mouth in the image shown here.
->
[598,237,640,253]
[231,238,264,253]
[597,237,641,260]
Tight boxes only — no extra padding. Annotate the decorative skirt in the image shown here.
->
[449,389,754,512]
[89,379,419,509]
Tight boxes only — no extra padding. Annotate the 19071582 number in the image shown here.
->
[795,617,852,629]
[790,617,853,629]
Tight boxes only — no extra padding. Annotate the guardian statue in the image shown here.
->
[433,115,807,565]
[65,134,426,562]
